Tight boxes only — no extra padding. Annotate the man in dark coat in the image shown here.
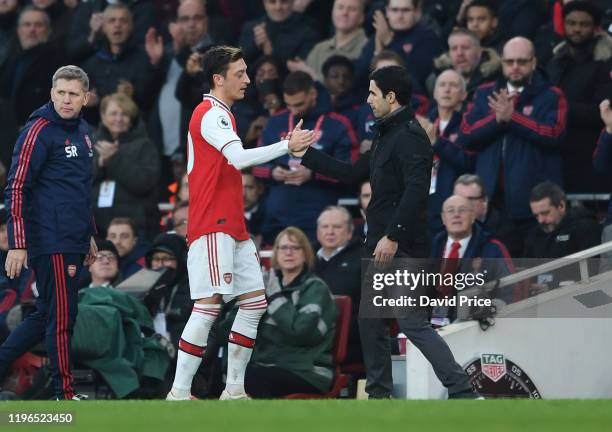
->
[238,0,319,66]
[525,181,601,288]
[65,0,156,63]
[314,206,363,365]
[80,4,163,122]
[290,65,478,399]
[546,0,612,193]
[0,7,64,132]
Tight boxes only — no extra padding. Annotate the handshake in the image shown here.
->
[285,119,320,157]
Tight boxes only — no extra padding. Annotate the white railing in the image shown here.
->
[486,240,612,289]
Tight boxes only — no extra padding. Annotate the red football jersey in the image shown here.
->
[186,94,249,245]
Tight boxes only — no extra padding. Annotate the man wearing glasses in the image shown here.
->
[87,240,120,289]
[431,195,514,326]
[458,37,568,257]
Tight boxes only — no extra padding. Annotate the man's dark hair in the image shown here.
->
[368,65,412,106]
[465,0,498,18]
[562,0,602,27]
[530,181,567,207]
[283,71,315,96]
[322,55,355,78]
[95,239,119,259]
[253,55,284,77]
[103,3,132,18]
[257,78,282,100]
[385,0,422,9]
[108,217,138,237]
[18,6,51,29]
[202,45,244,89]
[370,49,406,72]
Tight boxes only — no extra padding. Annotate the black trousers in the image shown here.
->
[0,253,83,399]
[359,310,472,398]
[245,364,322,398]
[359,249,472,398]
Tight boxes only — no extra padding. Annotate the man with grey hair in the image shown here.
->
[417,69,473,237]
[454,173,519,254]
[431,194,514,325]
[314,205,363,364]
[0,6,64,127]
[428,28,501,98]
[0,65,97,400]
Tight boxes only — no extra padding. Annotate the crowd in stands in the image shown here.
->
[0,0,611,399]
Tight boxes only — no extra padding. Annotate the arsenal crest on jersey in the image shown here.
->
[522,105,534,116]
[224,273,233,284]
[67,265,77,278]
[403,43,413,54]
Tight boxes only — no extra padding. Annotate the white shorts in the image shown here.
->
[187,233,264,300]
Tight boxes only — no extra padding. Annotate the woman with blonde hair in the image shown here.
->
[92,93,161,237]
[245,226,338,398]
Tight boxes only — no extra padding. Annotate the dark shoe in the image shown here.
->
[448,389,484,400]
[367,394,392,399]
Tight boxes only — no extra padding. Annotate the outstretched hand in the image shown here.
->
[287,119,320,157]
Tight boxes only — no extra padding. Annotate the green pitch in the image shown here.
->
[0,400,610,432]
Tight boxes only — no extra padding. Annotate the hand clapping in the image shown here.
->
[488,89,516,123]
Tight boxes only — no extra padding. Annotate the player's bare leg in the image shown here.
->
[220,289,267,400]
[167,294,222,400]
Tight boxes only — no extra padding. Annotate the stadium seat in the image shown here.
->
[7,352,46,396]
[285,295,352,399]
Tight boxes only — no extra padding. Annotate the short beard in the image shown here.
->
[508,76,531,88]
[565,35,593,49]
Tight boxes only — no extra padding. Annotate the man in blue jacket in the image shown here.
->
[458,37,568,257]
[431,195,515,326]
[253,71,357,244]
[0,65,97,400]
